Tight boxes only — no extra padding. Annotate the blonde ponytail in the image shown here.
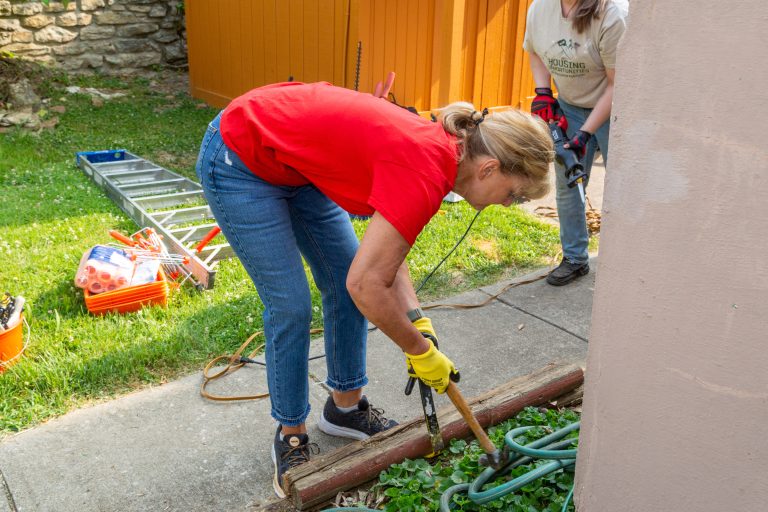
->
[436,102,554,200]
[439,101,480,141]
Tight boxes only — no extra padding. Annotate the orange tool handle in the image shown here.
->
[373,71,396,99]
[381,71,396,98]
[196,226,221,253]
[109,230,135,247]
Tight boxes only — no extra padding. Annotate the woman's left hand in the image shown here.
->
[564,129,592,158]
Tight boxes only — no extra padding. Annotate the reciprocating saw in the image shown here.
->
[547,111,587,204]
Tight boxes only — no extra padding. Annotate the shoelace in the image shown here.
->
[363,405,391,429]
[282,441,319,468]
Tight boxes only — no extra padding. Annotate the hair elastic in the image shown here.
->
[473,108,489,126]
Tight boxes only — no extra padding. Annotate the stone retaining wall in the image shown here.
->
[0,0,186,74]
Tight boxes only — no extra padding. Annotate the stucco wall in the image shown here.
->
[575,1,768,510]
[0,0,185,73]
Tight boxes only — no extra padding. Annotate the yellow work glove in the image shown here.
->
[405,338,458,394]
[412,316,438,342]
[406,316,438,383]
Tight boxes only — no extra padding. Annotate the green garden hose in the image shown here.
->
[323,422,580,512]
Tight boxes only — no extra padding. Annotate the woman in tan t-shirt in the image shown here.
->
[523,0,628,285]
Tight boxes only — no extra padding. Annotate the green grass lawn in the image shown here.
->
[0,71,565,436]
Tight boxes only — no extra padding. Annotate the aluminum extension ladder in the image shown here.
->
[76,149,233,289]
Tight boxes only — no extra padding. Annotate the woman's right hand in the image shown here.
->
[405,339,459,394]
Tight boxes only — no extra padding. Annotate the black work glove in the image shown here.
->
[530,87,559,123]
[565,129,592,159]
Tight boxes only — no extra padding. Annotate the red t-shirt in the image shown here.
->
[220,82,458,246]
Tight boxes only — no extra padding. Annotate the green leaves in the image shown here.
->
[450,470,468,484]
[373,407,579,511]
[449,439,467,453]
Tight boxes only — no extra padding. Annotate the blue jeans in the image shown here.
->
[195,113,368,426]
[555,99,611,264]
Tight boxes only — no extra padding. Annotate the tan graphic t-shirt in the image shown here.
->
[523,0,628,108]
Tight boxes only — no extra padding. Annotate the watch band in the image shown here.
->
[406,307,424,323]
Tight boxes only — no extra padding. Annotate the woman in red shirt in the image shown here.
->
[195,82,553,497]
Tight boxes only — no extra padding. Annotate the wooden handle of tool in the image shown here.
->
[445,381,496,455]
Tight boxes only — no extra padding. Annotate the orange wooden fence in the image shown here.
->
[185,0,535,113]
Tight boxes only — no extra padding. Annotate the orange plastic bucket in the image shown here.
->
[0,315,24,371]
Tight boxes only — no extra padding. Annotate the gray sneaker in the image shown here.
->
[270,426,317,498]
[318,396,398,440]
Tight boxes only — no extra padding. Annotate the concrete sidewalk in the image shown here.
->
[0,260,595,512]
